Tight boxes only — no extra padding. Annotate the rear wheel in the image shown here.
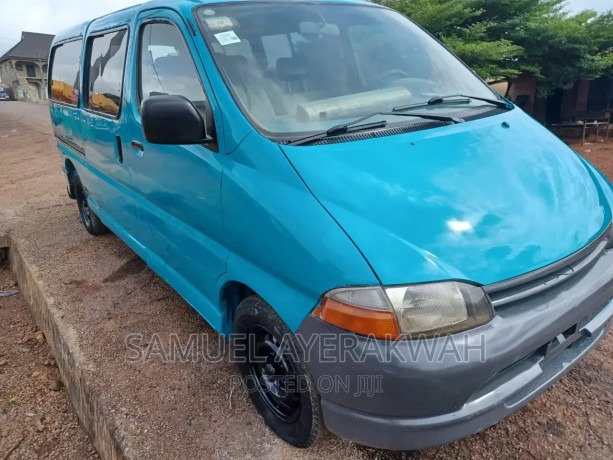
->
[233,295,322,448]
[74,174,109,236]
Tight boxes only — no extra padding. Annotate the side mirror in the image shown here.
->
[141,95,212,145]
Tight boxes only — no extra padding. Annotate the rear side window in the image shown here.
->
[49,40,83,106]
[87,29,128,117]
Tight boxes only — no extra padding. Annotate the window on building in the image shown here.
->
[26,64,36,78]
[49,40,83,106]
[87,29,128,117]
[15,63,23,71]
[139,22,206,111]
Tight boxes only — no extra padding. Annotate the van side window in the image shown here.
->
[139,23,207,112]
[87,30,128,117]
[49,40,83,106]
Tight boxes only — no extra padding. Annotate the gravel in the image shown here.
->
[0,101,612,459]
[0,267,98,459]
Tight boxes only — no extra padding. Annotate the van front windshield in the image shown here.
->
[196,2,501,138]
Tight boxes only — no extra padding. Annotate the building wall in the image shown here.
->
[506,75,611,124]
[508,73,537,114]
[576,80,590,113]
[561,85,577,122]
[0,59,48,101]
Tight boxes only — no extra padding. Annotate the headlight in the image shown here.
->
[314,282,493,339]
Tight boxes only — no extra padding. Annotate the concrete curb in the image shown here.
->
[1,234,124,460]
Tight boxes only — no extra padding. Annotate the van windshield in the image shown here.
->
[196,2,501,138]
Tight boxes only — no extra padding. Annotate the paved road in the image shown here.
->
[1,101,612,459]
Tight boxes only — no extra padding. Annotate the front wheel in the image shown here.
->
[233,296,322,448]
[74,174,109,236]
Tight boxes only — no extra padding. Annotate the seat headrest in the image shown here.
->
[154,55,192,75]
[276,57,308,81]
[216,54,248,67]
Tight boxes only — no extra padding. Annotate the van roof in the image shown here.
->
[51,0,372,45]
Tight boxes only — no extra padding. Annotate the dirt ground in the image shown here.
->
[574,135,613,179]
[0,101,612,459]
[0,266,99,459]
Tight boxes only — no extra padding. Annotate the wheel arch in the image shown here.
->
[219,280,255,333]
[64,158,77,199]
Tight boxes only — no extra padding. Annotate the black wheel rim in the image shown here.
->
[247,325,301,423]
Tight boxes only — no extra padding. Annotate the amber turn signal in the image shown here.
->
[313,295,401,340]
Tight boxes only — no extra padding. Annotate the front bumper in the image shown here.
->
[297,246,613,450]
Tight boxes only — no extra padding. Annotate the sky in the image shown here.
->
[0,0,611,56]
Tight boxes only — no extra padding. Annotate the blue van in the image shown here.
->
[48,0,613,450]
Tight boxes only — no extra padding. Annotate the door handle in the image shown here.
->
[115,135,123,164]
[131,140,144,151]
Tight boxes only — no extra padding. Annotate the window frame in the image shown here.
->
[136,19,209,113]
[193,1,506,143]
[84,26,130,120]
[26,64,37,78]
[48,37,83,108]
[192,2,382,141]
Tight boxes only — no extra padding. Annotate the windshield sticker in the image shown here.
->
[214,30,241,46]
[203,9,216,16]
[205,16,234,30]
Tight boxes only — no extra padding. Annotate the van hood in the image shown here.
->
[282,109,612,286]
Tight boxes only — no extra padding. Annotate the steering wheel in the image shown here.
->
[376,69,408,86]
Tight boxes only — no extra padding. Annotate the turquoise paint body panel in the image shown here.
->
[283,108,612,286]
[46,0,613,450]
[49,0,613,338]
[219,131,379,331]
[124,7,229,330]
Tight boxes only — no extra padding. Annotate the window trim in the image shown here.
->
[192,1,389,141]
[48,37,84,108]
[83,26,130,120]
[192,1,507,143]
[136,19,208,112]
[136,18,217,150]
[26,64,37,78]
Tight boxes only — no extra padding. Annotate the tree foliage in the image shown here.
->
[375,0,613,96]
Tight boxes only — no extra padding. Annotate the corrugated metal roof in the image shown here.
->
[0,32,55,63]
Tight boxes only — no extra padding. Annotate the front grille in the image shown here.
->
[484,224,612,309]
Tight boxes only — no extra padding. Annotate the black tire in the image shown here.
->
[74,174,109,236]
[233,295,322,448]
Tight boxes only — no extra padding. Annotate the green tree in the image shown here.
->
[376,0,613,96]
[587,12,613,79]
[379,0,524,80]
[501,7,613,96]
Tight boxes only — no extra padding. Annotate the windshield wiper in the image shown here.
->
[393,94,513,112]
[286,118,387,146]
[286,111,463,146]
